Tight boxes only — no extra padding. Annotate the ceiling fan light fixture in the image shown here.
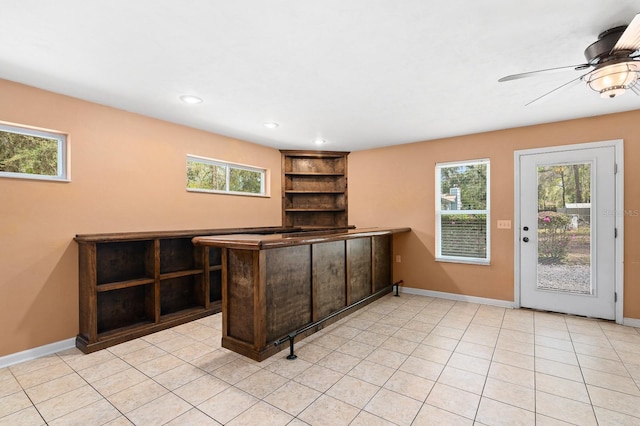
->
[587,62,639,98]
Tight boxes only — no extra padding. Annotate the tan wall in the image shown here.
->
[349,110,640,319]
[2,76,639,358]
[0,79,281,357]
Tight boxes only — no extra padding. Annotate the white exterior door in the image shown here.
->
[517,143,619,320]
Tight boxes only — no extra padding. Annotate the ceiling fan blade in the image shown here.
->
[498,64,592,82]
[524,72,591,106]
[611,13,640,53]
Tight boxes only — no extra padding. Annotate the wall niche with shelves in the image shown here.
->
[281,150,350,229]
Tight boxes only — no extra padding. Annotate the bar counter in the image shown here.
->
[193,227,410,361]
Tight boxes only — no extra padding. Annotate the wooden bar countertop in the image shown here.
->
[192,227,411,250]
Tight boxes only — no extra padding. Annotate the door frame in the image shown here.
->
[514,140,624,323]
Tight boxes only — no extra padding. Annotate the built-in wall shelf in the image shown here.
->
[281,150,350,229]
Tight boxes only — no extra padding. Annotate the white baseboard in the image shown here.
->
[399,286,515,309]
[2,311,635,370]
[399,287,640,325]
[0,338,76,369]
[623,317,640,328]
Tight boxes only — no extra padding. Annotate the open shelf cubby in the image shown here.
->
[97,284,154,334]
[209,269,222,303]
[160,275,203,317]
[160,237,199,274]
[209,246,222,267]
[96,240,154,285]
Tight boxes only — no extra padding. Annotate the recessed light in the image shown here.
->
[313,138,327,145]
[263,122,279,129]
[179,95,203,104]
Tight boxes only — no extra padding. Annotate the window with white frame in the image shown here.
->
[186,155,267,196]
[436,159,490,263]
[0,123,68,181]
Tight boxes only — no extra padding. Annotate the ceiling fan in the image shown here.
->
[499,12,640,105]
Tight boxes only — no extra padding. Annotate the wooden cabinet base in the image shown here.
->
[221,286,392,361]
[76,305,219,353]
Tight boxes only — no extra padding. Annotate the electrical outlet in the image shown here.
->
[497,220,512,229]
[395,255,401,263]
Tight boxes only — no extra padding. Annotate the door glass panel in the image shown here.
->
[537,163,592,294]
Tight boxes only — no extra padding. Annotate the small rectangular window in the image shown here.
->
[187,155,267,196]
[0,123,68,181]
[436,159,490,264]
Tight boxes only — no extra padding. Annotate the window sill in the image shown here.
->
[0,173,70,183]
[186,188,270,198]
[435,257,490,266]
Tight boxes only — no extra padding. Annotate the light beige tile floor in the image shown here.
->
[2,293,640,425]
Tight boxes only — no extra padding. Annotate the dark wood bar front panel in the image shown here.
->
[226,249,256,344]
[373,235,393,292]
[348,238,372,305]
[194,227,410,361]
[266,246,313,342]
[313,241,346,320]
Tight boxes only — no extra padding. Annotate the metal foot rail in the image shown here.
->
[274,280,404,360]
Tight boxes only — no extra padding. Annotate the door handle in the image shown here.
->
[523,237,529,242]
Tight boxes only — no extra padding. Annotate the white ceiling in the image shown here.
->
[2,1,640,152]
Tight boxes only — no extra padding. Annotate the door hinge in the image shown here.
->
[615,228,618,238]
[614,163,618,174]
[615,292,618,302]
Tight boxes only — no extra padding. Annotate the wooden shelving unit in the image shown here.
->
[281,150,349,229]
[75,226,297,353]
